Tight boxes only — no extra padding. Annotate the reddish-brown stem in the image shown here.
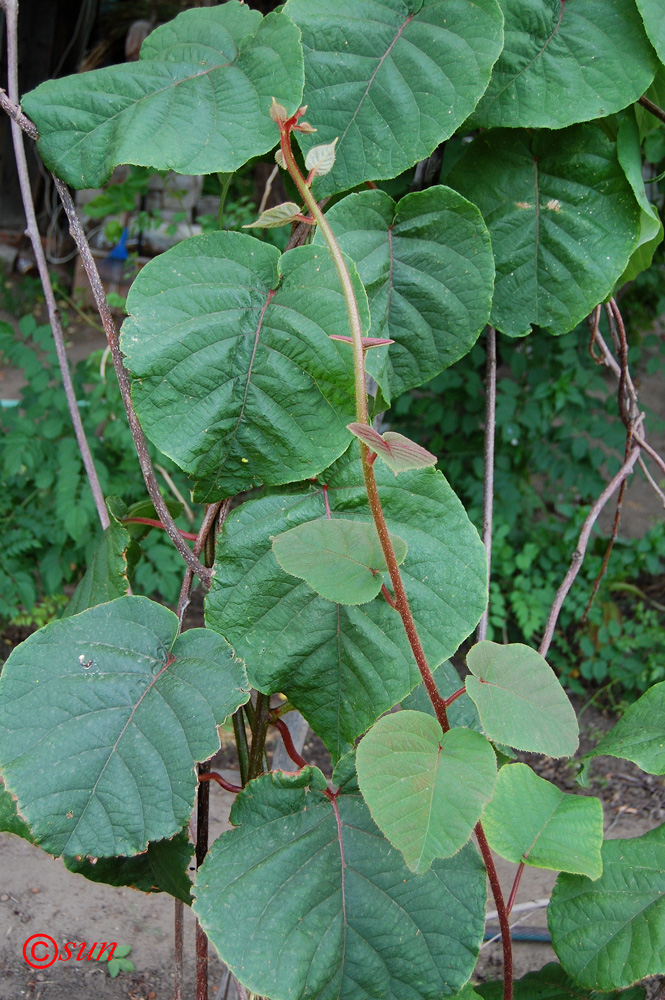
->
[0,86,37,137]
[381,583,397,609]
[476,822,513,1000]
[322,483,332,519]
[174,898,184,1000]
[198,772,242,795]
[507,861,525,916]
[272,717,309,770]
[196,761,210,1000]
[362,452,450,733]
[443,686,466,708]
[124,516,198,540]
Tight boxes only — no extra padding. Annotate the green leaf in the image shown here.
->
[476,962,645,1000]
[243,201,302,229]
[206,453,487,759]
[284,0,504,196]
[271,517,407,605]
[314,188,494,398]
[348,423,438,474]
[448,125,641,337]
[121,233,361,501]
[193,769,487,1000]
[402,660,481,733]
[481,763,603,879]
[22,5,304,188]
[65,829,194,904]
[465,641,578,757]
[549,825,665,989]
[64,519,131,616]
[578,681,665,786]
[616,112,663,285]
[0,776,33,841]
[0,596,249,857]
[636,0,665,63]
[357,711,496,872]
[471,0,657,130]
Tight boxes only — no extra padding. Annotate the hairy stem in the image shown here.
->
[196,762,210,1000]
[247,691,271,781]
[279,124,449,734]
[2,0,109,531]
[476,822,513,1000]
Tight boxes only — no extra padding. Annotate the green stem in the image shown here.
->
[247,691,270,781]
[216,172,233,230]
[232,709,250,786]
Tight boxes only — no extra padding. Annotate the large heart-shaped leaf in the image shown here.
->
[448,125,640,337]
[549,825,665,989]
[272,517,408,605]
[22,4,303,188]
[481,763,603,879]
[476,962,645,1000]
[356,711,496,872]
[636,0,665,63]
[206,451,487,759]
[284,0,504,196]
[314,187,494,399]
[0,596,249,858]
[465,641,578,757]
[471,0,657,130]
[121,233,361,500]
[193,769,487,1000]
[578,681,665,786]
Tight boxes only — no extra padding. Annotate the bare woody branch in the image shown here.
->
[1,1,109,531]
[539,445,641,659]
[0,76,211,582]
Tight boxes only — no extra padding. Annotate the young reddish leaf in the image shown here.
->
[270,96,288,123]
[271,517,407,605]
[347,422,437,474]
[243,201,301,229]
[304,138,338,177]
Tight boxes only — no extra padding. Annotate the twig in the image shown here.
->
[639,94,665,126]
[1,4,109,532]
[477,327,497,642]
[539,446,641,659]
[0,86,37,138]
[257,163,279,216]
[176,500,228,626]
[638,455,665,508]
[52,175,211,583]
[581,300,634,621]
